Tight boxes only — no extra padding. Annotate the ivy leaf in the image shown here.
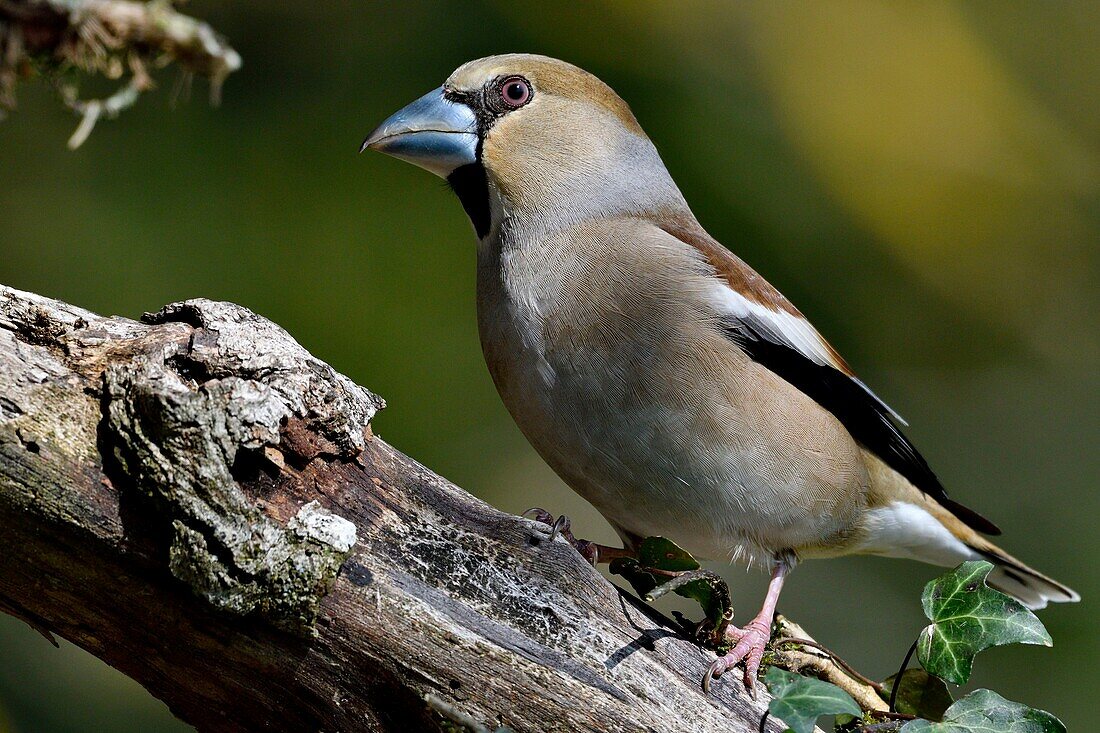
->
[609,537,733,631]
[882,669,953,721]
[764,667,861,733]
[636,536,700,571]
[917,561,1051,685]
[901,689,1065,733]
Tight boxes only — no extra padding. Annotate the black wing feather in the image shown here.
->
[725,321,1001,536]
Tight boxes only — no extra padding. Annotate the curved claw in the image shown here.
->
[549,514,571,542]
[701,560,789,696]
[701,658,724,695]
[521,508,574,544]
[522,507,554,526]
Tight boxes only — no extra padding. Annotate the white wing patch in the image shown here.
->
[709,281,907,425]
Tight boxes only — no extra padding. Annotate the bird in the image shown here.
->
[361,54,1079,691]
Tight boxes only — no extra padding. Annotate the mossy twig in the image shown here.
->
[0,0,239,146]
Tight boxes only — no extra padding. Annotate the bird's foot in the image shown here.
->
[702,615,774,695]
[522,508,630,565]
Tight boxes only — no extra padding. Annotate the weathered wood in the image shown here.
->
[0,285,787,733]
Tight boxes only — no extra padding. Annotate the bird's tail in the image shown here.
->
[966,536,1079,610]
[858,453,1078,610]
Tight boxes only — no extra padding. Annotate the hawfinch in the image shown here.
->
[362,54,1078,690]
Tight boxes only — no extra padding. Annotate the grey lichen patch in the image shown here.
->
[95,299,376,634]
[0,331,101,465]
[291,501,357,553]
[169,520,266,616]
[144,299,384,460]
[0,320,105,524]
[1,289,367,633]
[388,518,583,654]
[169,503,357,631]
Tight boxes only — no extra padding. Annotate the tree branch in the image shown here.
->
[0,0,240,146]
[0,285,798,732]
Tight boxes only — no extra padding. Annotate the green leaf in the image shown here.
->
[882,669,953,721]
[901,688,1065,733]
[764,667,861,733]
[637,536,701,572]
[917,561,1051,685]
[608,537,733,631]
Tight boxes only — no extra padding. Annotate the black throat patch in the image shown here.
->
[447,162,491,239]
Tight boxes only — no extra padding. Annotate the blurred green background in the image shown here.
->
[0,1,1096,730]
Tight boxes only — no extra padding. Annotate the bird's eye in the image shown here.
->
[500,77,532,108]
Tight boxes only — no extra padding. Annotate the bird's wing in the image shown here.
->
[658,219,1001,536]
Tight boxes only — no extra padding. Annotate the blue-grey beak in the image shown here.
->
[361,87,478,178]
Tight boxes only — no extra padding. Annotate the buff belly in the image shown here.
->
[480,291,871,565]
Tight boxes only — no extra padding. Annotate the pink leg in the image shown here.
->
[703,558,791,694]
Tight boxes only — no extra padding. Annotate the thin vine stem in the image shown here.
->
[889,639,920,713]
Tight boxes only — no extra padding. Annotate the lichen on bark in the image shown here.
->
[96,299,378,633]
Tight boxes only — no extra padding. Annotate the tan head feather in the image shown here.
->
[446,54,685,223]
[447,54,643,136]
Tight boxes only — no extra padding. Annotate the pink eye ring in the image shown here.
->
[500,76,532,108]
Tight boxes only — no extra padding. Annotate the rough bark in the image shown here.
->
[0,285,792,733]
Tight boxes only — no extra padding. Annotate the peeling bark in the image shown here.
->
[0,285,791,733]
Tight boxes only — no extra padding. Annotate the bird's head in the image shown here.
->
[362,54,687,238]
